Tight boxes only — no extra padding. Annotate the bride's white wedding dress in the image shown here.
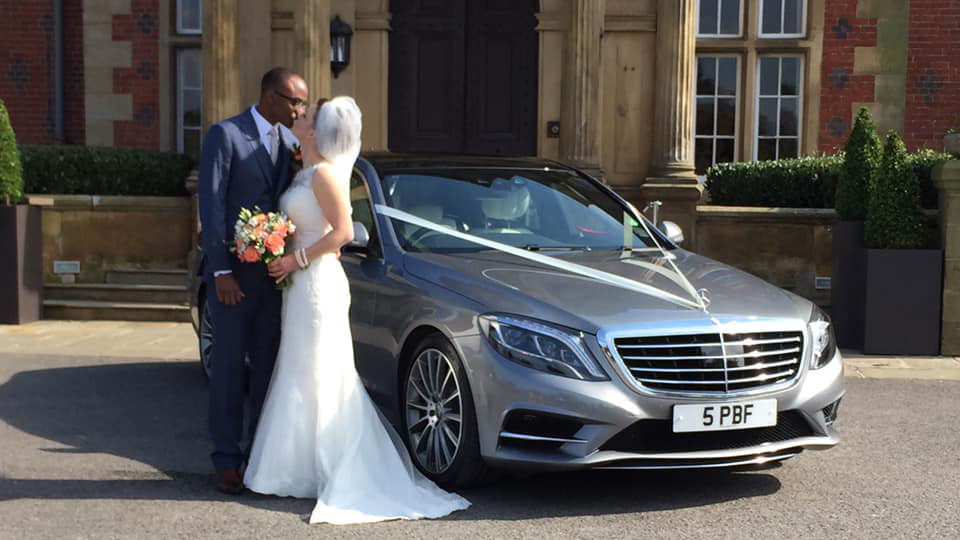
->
[243,162,470,524]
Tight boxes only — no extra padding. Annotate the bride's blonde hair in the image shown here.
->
[313,96,362,167]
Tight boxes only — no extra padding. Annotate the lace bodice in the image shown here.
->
[280,163,351,252]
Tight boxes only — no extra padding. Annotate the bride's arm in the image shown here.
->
[267,165,354,282]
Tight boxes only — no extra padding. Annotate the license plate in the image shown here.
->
[673,399,777,433]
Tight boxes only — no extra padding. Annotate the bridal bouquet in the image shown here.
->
[231,206,297,289]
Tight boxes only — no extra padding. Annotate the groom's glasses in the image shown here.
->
[273,90,307,111]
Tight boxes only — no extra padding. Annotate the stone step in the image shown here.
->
[45,283,189,305]
[43,300,192,323]
[105,268,190,287]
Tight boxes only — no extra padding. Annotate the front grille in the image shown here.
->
[613,330,804,394]
[599,410,814,453]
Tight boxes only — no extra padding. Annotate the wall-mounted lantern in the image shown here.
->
[330,15,353,78]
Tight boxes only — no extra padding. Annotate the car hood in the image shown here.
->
[403,249,812,333]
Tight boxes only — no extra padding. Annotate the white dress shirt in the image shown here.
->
[214,106,280,279]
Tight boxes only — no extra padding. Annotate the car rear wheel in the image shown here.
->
[402,333,492,489]
[199,296,213,381]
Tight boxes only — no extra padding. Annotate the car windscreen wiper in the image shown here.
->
[522,244,592,252]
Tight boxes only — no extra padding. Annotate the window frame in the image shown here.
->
[176,47,203,159]
[753,53,804,161]
[695,53,742,174]
[696,0,744,39]
[176,0,203,35]
[757,0,807,39]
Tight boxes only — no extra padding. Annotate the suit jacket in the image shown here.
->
[197,109,297,279]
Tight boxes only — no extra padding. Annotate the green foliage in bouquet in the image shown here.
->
[0,99,24,205]
[865,131,925,249]
[836,107,881,221]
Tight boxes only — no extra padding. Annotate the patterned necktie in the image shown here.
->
[269,125,279,165]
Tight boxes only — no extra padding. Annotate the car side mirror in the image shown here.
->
[659,220,684,245]
[344,222,370,253]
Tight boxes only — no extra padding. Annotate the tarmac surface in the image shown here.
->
[0,321,958,539]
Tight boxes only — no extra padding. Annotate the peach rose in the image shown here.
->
[241,246,260,263]
[264,233,285,256]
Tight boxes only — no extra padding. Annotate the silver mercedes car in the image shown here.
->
[190,154,843,489]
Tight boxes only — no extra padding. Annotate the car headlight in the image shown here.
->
[809,306,837,369]
[479,314,608,381]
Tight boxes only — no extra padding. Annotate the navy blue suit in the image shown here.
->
[197,109,296,472]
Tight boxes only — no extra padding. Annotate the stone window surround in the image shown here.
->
[158,0,202,155]
[696,0,823,163]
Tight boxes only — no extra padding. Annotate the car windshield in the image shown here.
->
[377,168,670,253]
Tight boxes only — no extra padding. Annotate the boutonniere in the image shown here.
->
[289,143,303,182]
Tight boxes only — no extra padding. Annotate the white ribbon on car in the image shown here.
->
[374,204,708,312]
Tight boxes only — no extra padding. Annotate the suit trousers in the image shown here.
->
[205,267,282,472]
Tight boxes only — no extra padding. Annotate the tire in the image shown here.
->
[198,295,213,382]
[401,333,494,489]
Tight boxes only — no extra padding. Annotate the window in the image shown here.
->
[697,0,742,37]
[177,0,202,34]
[758,0,805,38]
[755,56,802,161]
[177,48,203,160]
[695,56,739,174]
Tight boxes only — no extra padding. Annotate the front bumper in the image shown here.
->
[455,333,844,471]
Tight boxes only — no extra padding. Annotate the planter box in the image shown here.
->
[0,205,43,324]
[944,133,960,155]
[832,221,866,349]
[863,249,943,355]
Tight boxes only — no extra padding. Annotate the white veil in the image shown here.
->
[313,96,362,176]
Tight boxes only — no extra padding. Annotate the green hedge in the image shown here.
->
[705,154,842,208]
[705,151,949,209]
[19,144,194,197]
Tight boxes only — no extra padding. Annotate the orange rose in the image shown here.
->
[274,223,289,237]
[251,226,265,239]
[265,233,285,256]
[241,246,260,263]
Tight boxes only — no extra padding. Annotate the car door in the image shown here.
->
[342,169,397,412]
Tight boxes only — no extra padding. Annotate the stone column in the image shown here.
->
[640,0,702,245]
[202,0,242,134]
[298,0,331,102]
[650,0,697,182]
[560,0,603,176]
[934,160,960,354]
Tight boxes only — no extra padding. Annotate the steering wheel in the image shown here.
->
[406,215,460,244]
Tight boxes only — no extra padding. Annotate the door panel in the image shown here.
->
[388,0,466,153]
[388,0,538,156]
[464,0,539,155]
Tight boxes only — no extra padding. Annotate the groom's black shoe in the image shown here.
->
[214,468,245,495]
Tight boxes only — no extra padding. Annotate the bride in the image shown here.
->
[242,96,471,524]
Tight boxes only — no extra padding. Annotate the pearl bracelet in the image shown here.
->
[295,248,309,270]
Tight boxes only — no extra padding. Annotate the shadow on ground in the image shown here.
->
[0,360,781,520]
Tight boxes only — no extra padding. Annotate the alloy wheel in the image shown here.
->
[405,348,463,474]
[199,300,213,380]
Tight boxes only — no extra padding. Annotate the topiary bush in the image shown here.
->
[0,99,24,205]
[836,107,882,221]
[19,145,194,197]
[705,154,842,208]
[865,130,925,249]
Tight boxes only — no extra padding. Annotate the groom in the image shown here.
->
[197,67,308,494]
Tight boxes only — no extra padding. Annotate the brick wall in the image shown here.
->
[818,0,878,154]
[0,0,85,145]
[904,0,960,151]
[112,0,160,149]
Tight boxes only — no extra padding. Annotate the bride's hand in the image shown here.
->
[268,254,298,280]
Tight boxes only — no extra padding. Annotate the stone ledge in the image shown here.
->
[697,205,837,224]
[27,194,191,211]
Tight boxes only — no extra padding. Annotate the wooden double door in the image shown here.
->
[388,0,539,156]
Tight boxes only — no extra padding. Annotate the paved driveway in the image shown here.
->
[0,322,958,539]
